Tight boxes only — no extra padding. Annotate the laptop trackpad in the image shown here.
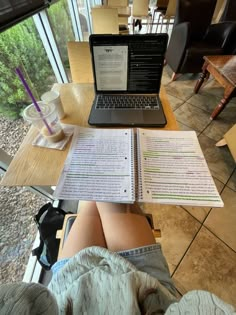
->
[111,111,144,125]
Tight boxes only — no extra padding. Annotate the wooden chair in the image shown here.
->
[155,0,176,33]
[119,23,129,34]
[151,0,169,32]
[91,7,119,34]
[132,0,152,33]
[212,0,226,23]
[67,41,93,83]
[107,0,128,6]
[118,16,129,27]
[56,214,77,259]
[219,0,236,22]
[112,1,129,33]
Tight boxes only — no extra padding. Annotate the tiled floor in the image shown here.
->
[141,66,236,306]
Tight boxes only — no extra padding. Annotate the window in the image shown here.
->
[47,0,75,78]
[0,17,56,120]
[0,0,101,283]
[0,1,77,283]
[0,16,56,282]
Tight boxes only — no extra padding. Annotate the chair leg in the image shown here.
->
[171,72,178,81]
[155,14,159,32]
[160,18,164,33]
[132,18,135,33]
[156,13,162,32]
[151,11,156,33]
[166,19,169,33]
[145,213,161,238]
[148,16,152,33]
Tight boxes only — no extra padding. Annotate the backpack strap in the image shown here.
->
[32,237,51,270]
[34,202,52,226]
[32,203,71,270]
[34,203,67,226]
[32,241,43,258]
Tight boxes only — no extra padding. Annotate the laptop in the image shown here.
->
[88,33,168,127]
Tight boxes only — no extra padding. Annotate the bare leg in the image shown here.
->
[59,201,106,260]
[96,202,156,252]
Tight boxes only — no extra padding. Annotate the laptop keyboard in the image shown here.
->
[96,95,160,110]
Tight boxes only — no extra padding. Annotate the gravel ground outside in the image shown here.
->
[0,116,48,284]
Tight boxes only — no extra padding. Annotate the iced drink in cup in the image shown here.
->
[41,90,65,119]
[23,101,65,143]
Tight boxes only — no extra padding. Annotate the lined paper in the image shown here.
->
[137,129,223,207]
[54,127,134,202]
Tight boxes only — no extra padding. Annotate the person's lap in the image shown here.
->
[96,202,156,251]
[58,201,106,260]
[54,202,176,293]
[59,201,156,260]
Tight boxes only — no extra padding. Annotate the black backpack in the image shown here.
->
[32,202,70,270]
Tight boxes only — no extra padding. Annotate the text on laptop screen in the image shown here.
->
[90,35,168,94]
[94,46,128,91]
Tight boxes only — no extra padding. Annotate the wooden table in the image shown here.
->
[94,5,131,17]
[1,83,178,187]
[194,55,236,120]
[115,6,131,17]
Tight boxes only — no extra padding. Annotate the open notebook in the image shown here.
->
[54,127,223,207]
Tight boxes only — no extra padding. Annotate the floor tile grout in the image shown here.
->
[202,224,236,254]
[158,30,236,304]
[173,168,236,274]
[197,120,213,137]
[164,78,236,278]
[171,223,202,277]
[172,211,236,279]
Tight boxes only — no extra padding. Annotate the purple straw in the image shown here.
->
[15,67,53,135]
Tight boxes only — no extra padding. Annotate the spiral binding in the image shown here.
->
[130,130,136,202]
[136,129,143,201]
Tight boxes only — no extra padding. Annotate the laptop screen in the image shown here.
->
[89,34,168,94]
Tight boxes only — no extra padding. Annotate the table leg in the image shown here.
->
[210,86,235,120]
[151,10,156,33]
[194,62,209,94]
[132,18,135,33]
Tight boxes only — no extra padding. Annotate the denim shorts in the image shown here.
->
[52,243,176,295]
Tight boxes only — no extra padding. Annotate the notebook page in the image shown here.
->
[137,129,223,207]
[54,127,135,202]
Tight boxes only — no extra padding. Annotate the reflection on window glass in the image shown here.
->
[0,178,48,284]
[0,16,54,284]
[0,17,56,120]
[47,0,75,72]
[77,0,90,41]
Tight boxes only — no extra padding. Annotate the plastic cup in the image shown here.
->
[23,101,65,143]
[41,90,65,119]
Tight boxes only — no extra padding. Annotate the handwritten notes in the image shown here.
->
[54,127,223,207]
[137,129,223,207]
[54,127,134,202]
